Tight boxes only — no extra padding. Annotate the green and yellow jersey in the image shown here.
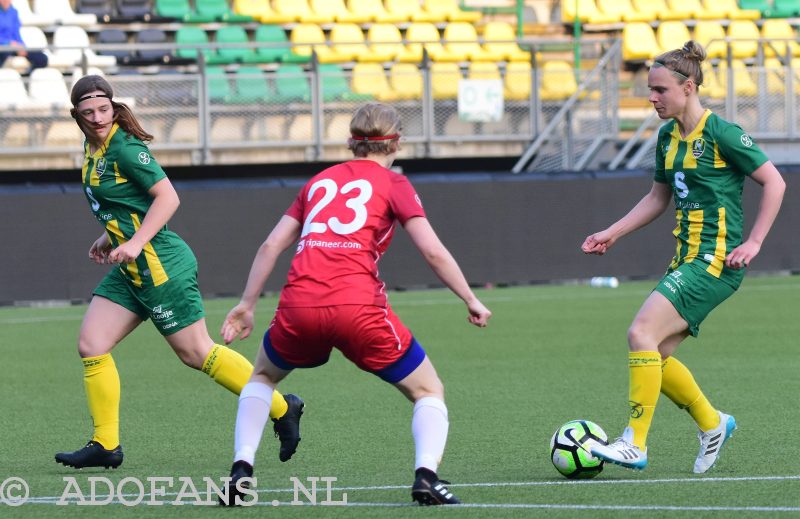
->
[654,109,768,285]
[81,123,195,288]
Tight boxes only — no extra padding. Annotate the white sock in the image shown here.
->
[412,396,449,473]
[234,382,274,466]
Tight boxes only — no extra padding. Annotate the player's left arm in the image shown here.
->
[108,178,179,264]
[726,161,786,269]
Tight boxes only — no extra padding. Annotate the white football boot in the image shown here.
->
[693,411,737,474]
[589,426,648,470]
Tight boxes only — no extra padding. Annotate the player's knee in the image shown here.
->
[175,348,204,369]
[627,322,655,351]
[408,377,445,401]
[77,334,112,358]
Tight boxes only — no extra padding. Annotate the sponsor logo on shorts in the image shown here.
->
[152,305,174,321]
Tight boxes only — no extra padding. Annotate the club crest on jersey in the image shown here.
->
[691,138,705,158]
[138,152,151,165]
[740,133,753,147]
[95,157,107,176]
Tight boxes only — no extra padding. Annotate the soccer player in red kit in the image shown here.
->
[218,103,492,506]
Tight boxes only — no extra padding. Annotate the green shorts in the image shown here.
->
[93,266,205,336]
[653,261,738,337]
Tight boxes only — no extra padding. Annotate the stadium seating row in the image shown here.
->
[166,21,531,64]
[563,0,762,24]
[13,0,482,26]
[0,59,581,112]
[8,20,532,71]
[623,18,800,61]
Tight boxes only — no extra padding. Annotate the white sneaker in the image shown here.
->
[589,426,648,470]
[694,411,736,474]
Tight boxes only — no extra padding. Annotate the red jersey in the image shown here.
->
[279,160,426,308]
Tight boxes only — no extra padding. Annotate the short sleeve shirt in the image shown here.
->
[653,110,768,283]
[279,160,426,307]
[81,124,195,288]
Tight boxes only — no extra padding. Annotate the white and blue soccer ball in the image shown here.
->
[550,419,608,479]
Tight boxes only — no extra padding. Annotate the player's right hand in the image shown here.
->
[466,299,491,328]
[581,232,612,255]
[221,304,255,344]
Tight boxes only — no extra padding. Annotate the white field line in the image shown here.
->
[23,474,800,509]
[3,281,799,325]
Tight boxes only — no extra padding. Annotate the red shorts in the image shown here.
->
[265,304,415,373]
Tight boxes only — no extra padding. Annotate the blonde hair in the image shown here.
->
[70,75,153,148]
[347,103,402,157]
[653,40,707,87]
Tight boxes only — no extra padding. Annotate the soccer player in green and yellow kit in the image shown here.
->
[55,75,304,469]
[581,41,785,473]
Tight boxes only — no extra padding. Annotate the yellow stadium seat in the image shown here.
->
[389,62,423,99]
[701,63,726,98]
[635,0,684,21]
[561,0,619,23]
[693,20,727,59]
[656,21,691,54]
[596,0,652,22]
[351,63,399,101]
[309,0,367,23]
[421,0,481,23]
[669,0,723,19]
[716,59,757,96]
[385,0,437,22]
[232,0,294,23]
[322,23,368,62]
[764,57,787,95]
[437,22,491,61]
[540,60,577,101]
[504,60,531,101]
[468,60,500,80]
[481,21,531,62]
[288,23,328,61]
[705,0,760,20]
[348,0,405,22]
[622,22,659,61]
[431,61,462,99]
[630,0,660,21]
[660,0,693,19]
[727,20,760,59]
[364,23,407,62]
[401,22,443,62]
[273,0,328,23]
[761,19,800,58]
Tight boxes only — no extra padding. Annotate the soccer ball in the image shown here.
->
[550,419,608,479]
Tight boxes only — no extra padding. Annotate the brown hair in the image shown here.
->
[70,75,153,148]
[347,103,402,158]
[653,40,707,88]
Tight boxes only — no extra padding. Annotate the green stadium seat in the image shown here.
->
[233,66,271,103]
[154,0,214,22]
[175,26,211,60]
[206,66,233,103]
[273,64,311,102]
[195,0,252,22]
[772,0,800,17]
[318,63,372,102]
[254,25,291,63]
[209,26,257,64]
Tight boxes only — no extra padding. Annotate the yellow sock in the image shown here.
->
[201,344,288,419]
[628,351,662,449]
[83,353,120,450]
[661,357,720,431]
